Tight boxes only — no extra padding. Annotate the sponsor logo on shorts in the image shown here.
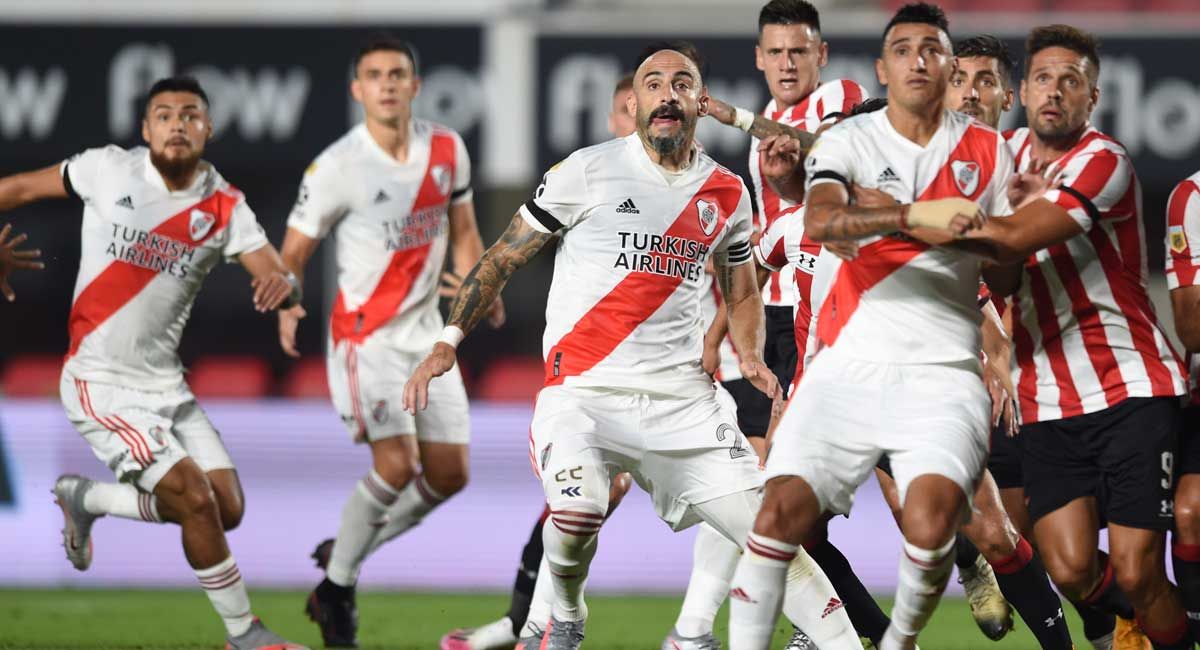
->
[1162,498,1175,517]
[372,400,389,424]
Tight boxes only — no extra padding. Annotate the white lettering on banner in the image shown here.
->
[109,42,310,142]
[547,54,622,152]
[0,67,67,139]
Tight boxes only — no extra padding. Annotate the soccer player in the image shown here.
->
[406,44,862,650]
[952,24,1190,650]
[1166,171,1200,645]
[728,5,1014,648]
[0,223,43,301]
[275,36,503,647]
[0,76,304,650]
[437,71,638,650]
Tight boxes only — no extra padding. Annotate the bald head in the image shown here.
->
[631,49,708,159]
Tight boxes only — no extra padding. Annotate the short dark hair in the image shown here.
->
[144,76,209,116]
[1025,24,1100,83]
[882,3,951,45]
[634,40,707,79]
[353,34,419,77]
[614,72,635,96]
[758,0,821,35]
[955,35,1015,87]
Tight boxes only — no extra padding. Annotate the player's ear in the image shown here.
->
[141,117,150,145]
[755,44,765,72]
[1088,83,1100,112]
[350,78,364,104]
[875,57,887,87]
[1018,78,1028,111]
[697,86,710,118]
[818,41,829,68]
[1002,87,1015,113]
[626,90,637,119]
[412,75,421,98]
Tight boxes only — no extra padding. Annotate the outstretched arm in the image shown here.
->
[0,223,43,302]
[274,228,322,357]
[238,244,301,313]
[0,164,69,211]
[960,197,1084,265]
[707,96,818,149]
[445,200,505,328]
[404,212,553,412]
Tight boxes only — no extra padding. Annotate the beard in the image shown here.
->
[149,145,201,186]
[1032,116,1084,150]
[640,104,694,157]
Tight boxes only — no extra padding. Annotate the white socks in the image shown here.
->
[365,474,447,555]
[780,543,858,648]
[675,522,741,637]
[543,507,604,623]
[195,555,254,637]
[326,470,398,586]
[883,538,957,650]
[521,556,555,636]
[83,482,161,523]
[729,533,794,650]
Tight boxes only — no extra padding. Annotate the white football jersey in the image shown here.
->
[520,134,754,396]
[804,109,1014,364]
[749,80,868,308]
[61,146,268,389]
[287,119,471,350]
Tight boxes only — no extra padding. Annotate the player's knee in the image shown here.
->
[755,477,817,544]
[176,481,220,524]
[1042,552,1097,599]
[218,497,244,531]
[1110,546,1164,600]
[373,455,418,491]
[1175,489,1200,543]
[962,516,1017,562]
[424,466,468,497]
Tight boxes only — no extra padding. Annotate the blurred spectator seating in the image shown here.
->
[1,355,63,398]
[474,355,544,402]
[282,357,330,399]
[188,356,273,399]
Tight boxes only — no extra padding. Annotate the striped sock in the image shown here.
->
[729,533,795,650]
[195,555,254,637]
[326,470,399,587]
[365,474,447,555]
[83,482,162,523]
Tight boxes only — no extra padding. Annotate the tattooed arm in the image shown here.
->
[707,96,818,150]
[404,212,552,412]
[804,182,905,242]
[714,251,779,403]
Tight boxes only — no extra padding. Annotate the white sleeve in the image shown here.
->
[804,124,856,193]
[519,153,590,234]
[450,132,473,206]
[286,157,348,240]
[986,136,1016,217]
[223,198,269,261]
[715,185,754,267]
[61,145,122,202]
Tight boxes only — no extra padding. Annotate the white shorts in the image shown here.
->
[60,369,234,493]
[530,384,763,530]
[328,335,469,445]
[765,348,991,516]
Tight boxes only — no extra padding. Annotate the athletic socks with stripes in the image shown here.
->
[326,469,398,587]
[83,481,162,523]
[674,522,741,638]
[729,533,795,649]
[807,538,891,644]
[364,474,448,555]
[990,536,1072,649]
[195,555,254,637]
[885,538,957,650]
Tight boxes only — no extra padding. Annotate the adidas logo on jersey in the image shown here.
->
[876,167,899,184]
[115,195,134,209]
[820,597,844,618]
[374,189,390,204]
[615,198,639,214]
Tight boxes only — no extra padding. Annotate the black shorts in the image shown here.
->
[988,424,1024,490]
[764,305,798,394]
[721,378,770,438]
[1181,405,1200,476]
[1021,396,1180,530]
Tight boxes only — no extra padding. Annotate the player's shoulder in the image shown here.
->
[1075,126,1131,160]
[309,125,367,169]
[697,149,749,192]
[949,109,1003,141]
[1169,170,1200,208]
[551,136,628,175]
[810,79,869,110]
[72,143,139,166]
[413,117,464,143]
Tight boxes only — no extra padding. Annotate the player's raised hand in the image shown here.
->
[1006,156,1062,210]
[0,223,44,302]
[758,135,802,181]
[277,304,305,358]
[901,198,985,235]
[403,343,457,413]
[251,270,294,312]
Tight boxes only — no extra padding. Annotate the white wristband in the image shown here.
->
[733,107,755,133]
[438,325,465,349]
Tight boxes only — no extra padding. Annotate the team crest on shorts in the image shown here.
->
[1170,225,1188,254]
[540,443,553,472]
[147,425,165,445]
[950,160,980,197]
[189,209,216,240]
[696,199,718,236]
[372,400,389,424]
[431,164,452,197]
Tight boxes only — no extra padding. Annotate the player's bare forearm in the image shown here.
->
[805,182,902,243]
[980,302,1011,367]
[279,227,321,286]
[704,299,729,351]
[447,211,550,335]
[1171,285,1200,352]
[448,201,486,277]
[716,258,765,365]
[707,96,817,149]
[0,164,68,212]
[961,198,1084,264]
[239,244,301,311]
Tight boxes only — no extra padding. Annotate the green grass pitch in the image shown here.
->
[0,588,1091,649]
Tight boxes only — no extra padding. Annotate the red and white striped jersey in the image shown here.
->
[520,134,754,396]
[805,109,1014,364]
[700,273,743,383]
[753,204,824,391]
[749,79,867,308]
[1164,171,1200,404]
[60,146,268,389]
[287,120,471,350]
[1005,127,1186,422]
